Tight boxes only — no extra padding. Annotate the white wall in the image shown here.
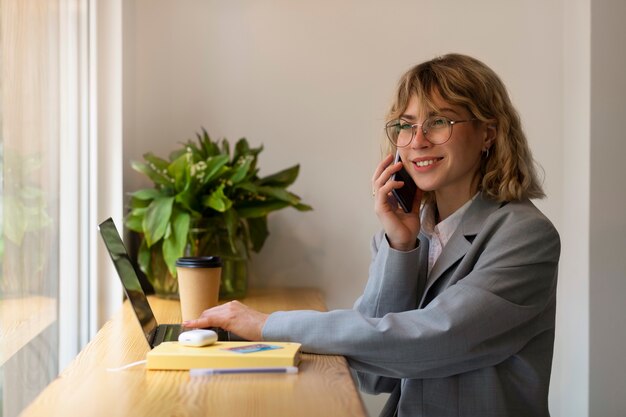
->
[589,0,626,415]
[553,0,590,415]
[122,1,609,415]
[123,0,563,306]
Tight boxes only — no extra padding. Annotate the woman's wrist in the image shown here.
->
[386,235,419,252]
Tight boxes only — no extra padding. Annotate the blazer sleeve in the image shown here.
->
[350,231,422,393]
[353,230,422,317]
[262,207,560,380]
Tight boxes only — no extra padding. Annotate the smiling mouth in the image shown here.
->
[414,158,443,167]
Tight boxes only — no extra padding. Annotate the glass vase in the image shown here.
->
[148,242,179,299]
[217,237,248,300]
[189,220,249,300]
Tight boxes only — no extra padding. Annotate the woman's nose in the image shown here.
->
[410,126,430,149]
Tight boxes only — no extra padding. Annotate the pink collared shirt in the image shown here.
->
[421,194,478,275]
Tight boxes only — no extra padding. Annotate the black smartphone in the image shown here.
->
[391,151,418,213]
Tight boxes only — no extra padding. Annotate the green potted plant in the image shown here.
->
[125,130,311,299]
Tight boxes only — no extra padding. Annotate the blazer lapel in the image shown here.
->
[420,194,503,302]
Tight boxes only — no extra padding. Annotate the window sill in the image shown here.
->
[0,296,57,366]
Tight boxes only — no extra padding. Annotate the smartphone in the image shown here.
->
[391,151,418,213]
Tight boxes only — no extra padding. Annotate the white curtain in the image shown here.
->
[0,1,62,415]
[0,1,122,415]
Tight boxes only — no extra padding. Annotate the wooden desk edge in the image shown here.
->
[21,288,367,417]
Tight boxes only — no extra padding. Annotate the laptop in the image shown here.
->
[98,217,229,348]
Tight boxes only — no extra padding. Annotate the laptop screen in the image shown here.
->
[98,218,158,344]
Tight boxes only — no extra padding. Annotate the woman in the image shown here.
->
[183,54,560,417]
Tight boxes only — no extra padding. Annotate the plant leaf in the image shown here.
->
[129,198,151,210]
[131,161,172,187]
[202,184,233,212]
[258,164,300,187]
[202,155,230,184]
[162,211,190,276]
[232,137,262,159]
[199,129,220,157]
[294,202,314,211]
[246,216,269,252]
[168,152,190,190]
[174,185,201,215]
[237,183,308,209]
[234,182,257,193]
[137,238,152,277]
[220,138,231,157]
[142,196,175,246]
[143,153,169,171]
[169,147,189,162]
[131,188,162,201]
[232,138,250,163]
[229,156,254,184]
[256,186,301,205]
[236,200,289,218]
[125,212,144,232]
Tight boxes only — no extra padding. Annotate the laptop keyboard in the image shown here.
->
[152,324,182,347]
[152,325,235,347]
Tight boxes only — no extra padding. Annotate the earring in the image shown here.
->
[482,148,490,159]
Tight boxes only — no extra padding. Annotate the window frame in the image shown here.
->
[57,0,124,370]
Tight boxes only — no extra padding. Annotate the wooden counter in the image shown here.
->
[20,288,366,417]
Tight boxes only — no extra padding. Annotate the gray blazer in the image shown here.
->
[263,193,560,417]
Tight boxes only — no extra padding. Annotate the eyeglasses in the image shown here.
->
[384,116,476,147]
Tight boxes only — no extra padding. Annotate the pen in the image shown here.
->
[190,366,299,376]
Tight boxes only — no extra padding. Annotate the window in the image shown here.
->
[1,1,62,413]
[0,0,123,413]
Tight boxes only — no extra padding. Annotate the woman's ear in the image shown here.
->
[483,121,497,150]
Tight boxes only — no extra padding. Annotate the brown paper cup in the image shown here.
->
[176,256,222,322]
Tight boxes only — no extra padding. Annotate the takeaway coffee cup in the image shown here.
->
[176,256,222,322]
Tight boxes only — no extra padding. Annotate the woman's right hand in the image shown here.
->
[372,154,423,251]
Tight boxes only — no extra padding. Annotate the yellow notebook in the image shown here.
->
[146,341,302,370]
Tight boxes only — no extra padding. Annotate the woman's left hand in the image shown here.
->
[182,301,269,341]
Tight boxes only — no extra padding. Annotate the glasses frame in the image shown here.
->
[385,116,477,147]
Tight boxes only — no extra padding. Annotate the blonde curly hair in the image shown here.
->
[386,53,544,202]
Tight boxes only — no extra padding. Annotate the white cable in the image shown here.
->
[106,359,147,372]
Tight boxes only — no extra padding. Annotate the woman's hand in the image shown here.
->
[372,153,423,251]
[182,301,269,341]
